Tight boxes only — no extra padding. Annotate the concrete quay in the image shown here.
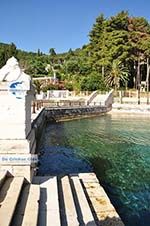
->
[0,58,123,225]
[0,103,124,226]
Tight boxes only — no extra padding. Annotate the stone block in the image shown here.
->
[0,123,31,139]
[0,165,35,182]
[0,130,36,154]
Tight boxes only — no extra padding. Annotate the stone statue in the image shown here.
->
[0,56,31,90]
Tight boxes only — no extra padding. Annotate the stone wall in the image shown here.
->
[31,105,111,150]
[31,108,46,151]
[45,106,111,122]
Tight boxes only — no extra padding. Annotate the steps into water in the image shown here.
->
[0,173,39,226]
[33,173,124,226]
[0,176,24,226]
[0,172,124,226]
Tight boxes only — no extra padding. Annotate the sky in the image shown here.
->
[1,0,150,54]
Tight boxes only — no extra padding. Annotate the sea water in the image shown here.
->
[38,114,150,226]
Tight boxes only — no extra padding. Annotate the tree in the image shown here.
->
[2,11,150,93]
[67,48,74,57]
[8,42,17,57]
[37,48,42,56]
[0,42,18,68]
[105,60,129,90]
[87,11,150,91]
[49,48,56,56]
[80,72,106,91]
[33,80,43,94]
[25,57,47,76]
[0,50,5,68]
[88,11,131,78]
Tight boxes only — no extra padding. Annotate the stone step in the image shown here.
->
[0,171,9,188]
[33,174,124,226]
[61,176,79,226]
[0,177,14,207]
[10,183,31,226]
[0,177,24,226]
[70,175,97,226]
[8,182,40,226]
[79,173,125,226]
[33,176,61,226]
[21,184,40,226]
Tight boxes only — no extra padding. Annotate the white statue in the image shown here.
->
[0,57,31,90]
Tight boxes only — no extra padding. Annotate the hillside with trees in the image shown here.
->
[1,11,150,93]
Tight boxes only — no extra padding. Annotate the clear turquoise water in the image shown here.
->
[38,114,150,226]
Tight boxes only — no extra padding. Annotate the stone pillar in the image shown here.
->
[119,90,123,104]
[0,57,37,182]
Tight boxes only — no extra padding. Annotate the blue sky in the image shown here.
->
[1,0,150,54]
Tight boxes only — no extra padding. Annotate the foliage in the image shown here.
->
[105,60,129,90]
[25,57,48,76]
[0,42,18,67]
[80,72,106,91]
[1,11,150,92]
[49,48,56,56]
[64,82,74,91]
[33,80,43,94]
[41,83,59,93]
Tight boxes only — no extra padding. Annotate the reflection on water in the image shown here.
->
[38,114,150,226]
[38,123,92,176]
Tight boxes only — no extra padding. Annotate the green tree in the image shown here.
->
[80,72,106,91]
[8,42,17,57]
[105,60,129,90]
[88,11,131,77]
[49,48,56,56]
[25,57,47,76]
[0,50,5,68]
[88,11,150,90]
[33,80,43,94]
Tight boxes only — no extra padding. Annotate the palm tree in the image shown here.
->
[105,60,129,90]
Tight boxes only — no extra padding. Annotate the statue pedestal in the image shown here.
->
[0,87,32,139]
[0,58,37,182]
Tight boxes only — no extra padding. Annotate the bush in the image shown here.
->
[64,82,73,91]
[41,83,59,92]
[80,72,106,91]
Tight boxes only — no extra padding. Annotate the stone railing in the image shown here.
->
[114,90,150,104]
[31,90,114,113]
[31,99,110,113]
[104,89,114,108]
[85,90,99,105]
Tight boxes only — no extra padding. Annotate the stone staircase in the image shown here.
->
[88,90,113,108]
[0,172,39,226]
[90,94,107,106]
[0,172,124,226]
